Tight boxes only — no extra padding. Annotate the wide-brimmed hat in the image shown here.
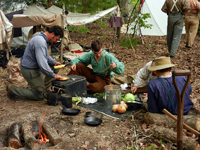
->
[148,56,176,71]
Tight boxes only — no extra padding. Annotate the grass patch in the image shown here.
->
[120,37,141,48]
[98,36,108,39]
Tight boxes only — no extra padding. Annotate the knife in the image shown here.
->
[100,65,111,74]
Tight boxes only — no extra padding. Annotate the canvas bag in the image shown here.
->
[7,59,24,84]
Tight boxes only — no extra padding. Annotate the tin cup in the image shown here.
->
[61,94,72,108]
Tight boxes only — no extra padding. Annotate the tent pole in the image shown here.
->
[60,3,66,63]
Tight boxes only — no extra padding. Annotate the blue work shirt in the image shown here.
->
[21,32,56,78]
[147,76,193,115]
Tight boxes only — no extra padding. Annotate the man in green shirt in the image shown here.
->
[68,40,125,93]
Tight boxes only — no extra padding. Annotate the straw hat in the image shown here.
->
[148,56,175,71]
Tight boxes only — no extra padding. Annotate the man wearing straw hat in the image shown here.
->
[144,56,193,115]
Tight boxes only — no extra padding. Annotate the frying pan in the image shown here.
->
[62,106,80,116]
[85,111,103,119]
[84,117,102,126]
[125,101,143,109]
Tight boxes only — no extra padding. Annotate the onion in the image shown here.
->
[117,105,126,114]
[120,103,128,110]
[112,104,119,112]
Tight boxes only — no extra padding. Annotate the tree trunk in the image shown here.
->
[8,123,21,149]
[120,0,128,24]
[144,112,200,132]
[47,0,52,8]
[117,0,121,39]
[149,125,198,150]
[22,123,41,150]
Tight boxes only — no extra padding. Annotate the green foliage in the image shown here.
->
[109,30,114,33]
[129,13,153,34]
[98,22,107,29]
[145,144,155,150]
[98,36,108,39]
[123,146,136,150]
[77,26,90,34]
[1,0,117,14]
[67,26,90,34]
[120,37,141,48]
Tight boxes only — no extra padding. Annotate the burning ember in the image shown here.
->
[38,124,49,144]
[34,110,49,144]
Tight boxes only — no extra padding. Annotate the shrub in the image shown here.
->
[120,37,141,48]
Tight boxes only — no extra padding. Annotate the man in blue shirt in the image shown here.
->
[7,25,64,101]
[145,56,193,115]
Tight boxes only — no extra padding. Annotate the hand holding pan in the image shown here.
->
[54,62,71,69]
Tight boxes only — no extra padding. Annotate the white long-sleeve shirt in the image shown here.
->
[132,61,157,87]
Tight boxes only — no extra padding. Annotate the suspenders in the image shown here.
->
[170,0,180,13]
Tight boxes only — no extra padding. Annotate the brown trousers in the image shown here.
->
[185,14,199,47]
[67,63,111,93]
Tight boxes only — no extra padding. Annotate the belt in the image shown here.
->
[170,11,180,14]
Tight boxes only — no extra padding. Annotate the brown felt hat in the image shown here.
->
[148,56,176,71]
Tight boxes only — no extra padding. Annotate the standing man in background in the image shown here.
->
[161,0,190,58]
[185,0,200,49]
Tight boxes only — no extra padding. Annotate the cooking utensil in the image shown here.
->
[58,77,70,81]
[36,86,61,105]
[104,85,121,106]
[62,106,80,116]
[54,62,71,69]
[85,111,103,119]
[61,94,72,108]
[172,70,191,149]
[100,65,111,74]
[57,77,77,81]
[125,101,143,109]
[84,117,102,126]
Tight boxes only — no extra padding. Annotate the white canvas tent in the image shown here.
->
[124,0,185,36]
[0,10,13,58]
[11,4,119,47]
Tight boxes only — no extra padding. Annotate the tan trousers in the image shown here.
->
[185,14,199,47]
[67,63,111,93]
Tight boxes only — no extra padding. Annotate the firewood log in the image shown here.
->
[22,123,41,150]
[37,117,62,146]
[149,125,198,150]
[8,123,21,149]
[144,112,200,131]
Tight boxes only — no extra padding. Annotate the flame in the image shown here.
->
[38,110,49,144]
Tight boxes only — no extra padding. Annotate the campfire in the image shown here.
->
[37,110,49,144]
[7,111,62,150]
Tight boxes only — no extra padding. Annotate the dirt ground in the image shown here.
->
[0,22,200,150]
